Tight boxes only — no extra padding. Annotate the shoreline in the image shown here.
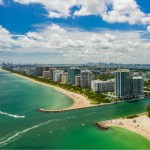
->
[2,68,149,112]
[98,114,150,140]
[10,71,95,111]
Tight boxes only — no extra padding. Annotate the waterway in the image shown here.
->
[0,68,150,149]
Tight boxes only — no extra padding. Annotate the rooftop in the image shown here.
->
[132,76,143,79]
[117,69,130,72]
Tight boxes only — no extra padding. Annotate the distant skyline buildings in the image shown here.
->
[2,62,150,67]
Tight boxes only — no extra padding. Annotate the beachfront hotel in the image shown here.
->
[67,67,81,85]
[61,73,68,84]
[91,80,115,92]
[49,68,56,80]
[80,70,93,88]
[115,69,144,99]
[53,70,64,82]
[131,76,144,97]
[42,71,51,79]
[36,65,49,76]
[115,69,131,98]
[75,76,81,86]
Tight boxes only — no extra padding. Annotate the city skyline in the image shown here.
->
[0,0,150,64]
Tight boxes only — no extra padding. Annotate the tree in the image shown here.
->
[147,105,150,118]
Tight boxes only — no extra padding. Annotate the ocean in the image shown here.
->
[1,68,150,149]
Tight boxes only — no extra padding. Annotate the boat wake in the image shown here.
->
[0,120,53,147]
[0,116,77,147]
[0,111,25,118]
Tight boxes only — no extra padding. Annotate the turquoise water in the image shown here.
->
[1,68,150,149]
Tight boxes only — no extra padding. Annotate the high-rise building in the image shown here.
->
[26,68,36,76]
[61,73,68,84]
[36,65,49,76]
[36,66,44,76]
[75,76,81,86]
[115,69,144,99]
[49,68,56,80]
[91,80,115,92]
[42,71,51,79]
[115,69,131,98]
[53,73,61,82]
[67,67,81,85]
[131,77,144,97]
[53,70,64,82]
[80,70,93,88]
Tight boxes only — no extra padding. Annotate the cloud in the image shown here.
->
[48,12,63,18]
[0,24,150,63]
[0,25,16,49]
[74,0,106,16]
[147,26,150,32]
[12,0,150,26]
[102,0,150,25]
[75,0,150,25]
[13,0,77,18]
[0,0,4,5]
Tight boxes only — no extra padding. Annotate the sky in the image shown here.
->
[0,0,150,64]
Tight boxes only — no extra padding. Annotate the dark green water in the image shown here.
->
[1,68,150,149]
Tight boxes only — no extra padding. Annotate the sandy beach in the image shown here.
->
[12,72,94,110]
[100,114,150,140]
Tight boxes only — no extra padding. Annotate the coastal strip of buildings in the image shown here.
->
[3,63,145,100]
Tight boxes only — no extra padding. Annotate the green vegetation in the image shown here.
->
[144,79,150,87]
[94,73,115,81]
[147,105,150,118]
[2,67,110,104]
[144,87,150,91]
[125,114,139,119]
[144,80,150,96]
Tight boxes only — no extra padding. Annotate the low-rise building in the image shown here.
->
[91,80,115,93]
